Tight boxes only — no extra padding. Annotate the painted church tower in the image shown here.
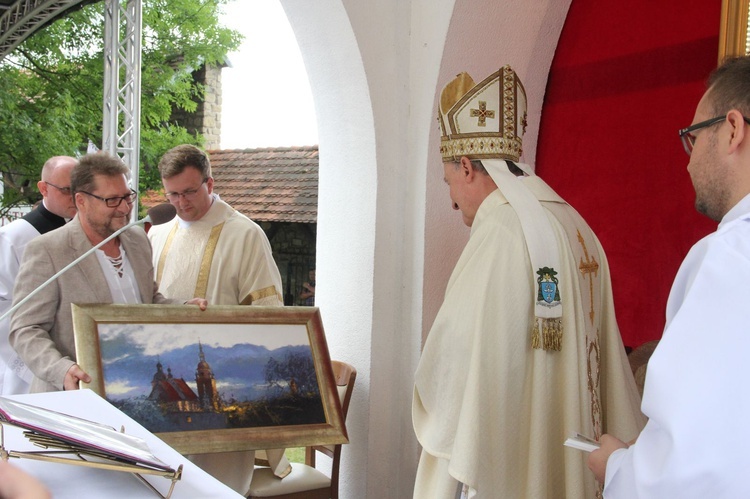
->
[151,358,168,387]
[195,340,220,411]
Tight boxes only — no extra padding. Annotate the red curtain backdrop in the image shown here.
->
[536,0,721,348]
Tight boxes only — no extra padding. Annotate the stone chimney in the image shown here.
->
[170,62,226,150]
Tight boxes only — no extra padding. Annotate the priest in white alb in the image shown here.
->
[588,54,750,499]
[148,144,288,496]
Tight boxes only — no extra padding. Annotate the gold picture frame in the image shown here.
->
[719,0,750,61]
[72,304,347,455]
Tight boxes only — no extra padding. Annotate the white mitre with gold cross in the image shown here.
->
[437,65,564,351]
[438,66,527,163]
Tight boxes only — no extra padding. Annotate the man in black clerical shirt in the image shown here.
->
[0,156,78,395]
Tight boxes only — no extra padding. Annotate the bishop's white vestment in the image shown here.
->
[603,194,750,498]
[413,178,645,498]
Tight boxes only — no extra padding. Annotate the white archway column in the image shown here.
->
[281,0,570,497]
[281,2,377,498]
[282,0,453,497]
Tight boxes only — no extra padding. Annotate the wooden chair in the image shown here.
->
[247,360,356,499]
[627,339,659,398]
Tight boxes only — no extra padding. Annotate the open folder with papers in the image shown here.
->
[0,394,185,498]
[0,396,173,472]
[0,390,242,498]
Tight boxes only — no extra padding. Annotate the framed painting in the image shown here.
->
[72,304,347,455]
[719,0,750,61]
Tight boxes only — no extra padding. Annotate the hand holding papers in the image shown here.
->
[564,433,601,453]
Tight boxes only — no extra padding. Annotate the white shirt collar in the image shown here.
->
[719,193,750,230]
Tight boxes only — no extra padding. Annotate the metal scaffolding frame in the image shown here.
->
[0,0,88,60]
[102,0,141,219]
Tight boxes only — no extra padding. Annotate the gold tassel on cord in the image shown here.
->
[531,317,563,351]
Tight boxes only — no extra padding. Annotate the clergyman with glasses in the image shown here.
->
[588,55,750,497]
[149,144,283,308]
[1,156,77,396]
[147,144,286,495]
[8,152,206,394]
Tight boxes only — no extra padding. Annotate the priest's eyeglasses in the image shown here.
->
[44,181,72,196]
[165,180,208,202]
[79,189,137,208]
[679,115,750,156]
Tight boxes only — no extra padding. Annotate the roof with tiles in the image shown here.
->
[207,146,318,223]
[141,146,319,224]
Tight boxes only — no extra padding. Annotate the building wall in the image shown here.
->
[287,0,726,492]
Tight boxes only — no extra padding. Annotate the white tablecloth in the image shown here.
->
[1,389,242,498]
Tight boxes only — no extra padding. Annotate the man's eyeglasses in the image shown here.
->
[679,115,750,156]
[79,189,137,208]
[165,180,208,202]
[44,181,72,196]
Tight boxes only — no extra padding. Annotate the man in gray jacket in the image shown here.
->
[9,153,205,393]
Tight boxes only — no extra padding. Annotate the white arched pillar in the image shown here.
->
[282,0,453,496]
[281,0,571,497]
[279,2,377,498]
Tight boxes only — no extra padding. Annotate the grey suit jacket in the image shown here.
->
[9,216,174,393]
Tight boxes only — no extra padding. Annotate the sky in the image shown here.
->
[219,0,318,149]
[99,322,309,355]
[98,322,311,399]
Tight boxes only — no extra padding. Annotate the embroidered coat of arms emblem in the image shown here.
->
[536,266,561,305]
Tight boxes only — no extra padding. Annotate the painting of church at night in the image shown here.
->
[97,322,328,435]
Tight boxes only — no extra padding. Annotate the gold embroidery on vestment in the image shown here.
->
[577,229,600,325]
[194,222,225,298]
[587,336,602,439]
[241,285,282,305]
[156,222,180,284]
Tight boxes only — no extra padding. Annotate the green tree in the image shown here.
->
[0,0,242,216]
[264,350,319,397]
